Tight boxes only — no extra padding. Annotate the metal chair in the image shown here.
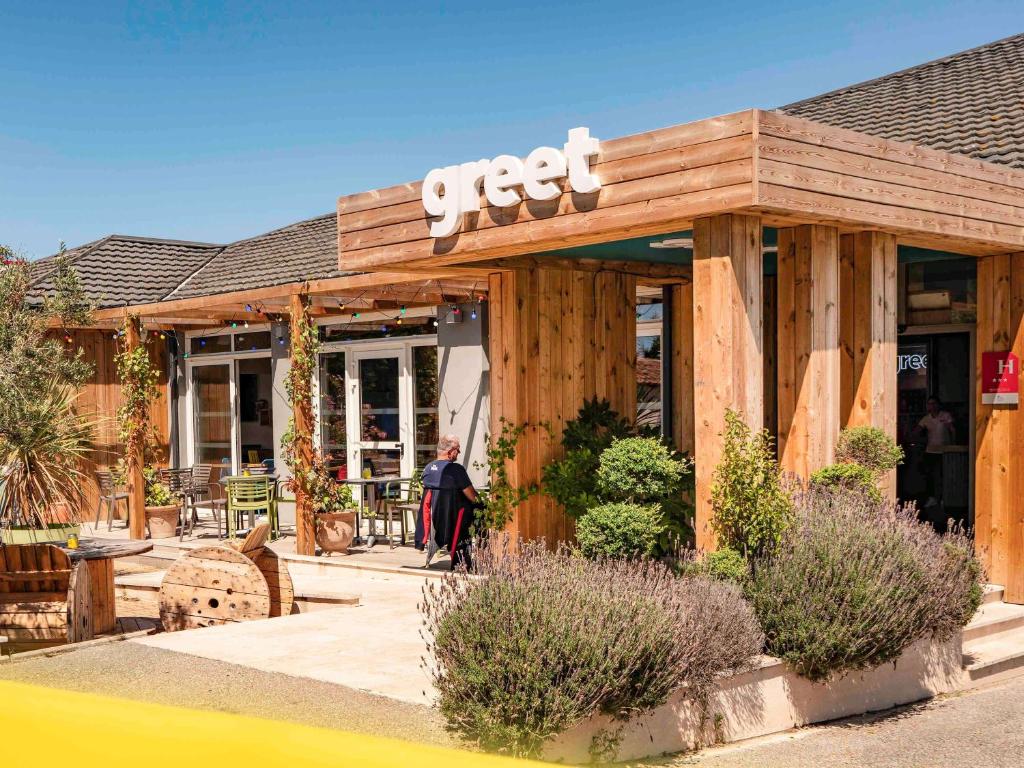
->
[225,475,278,540]
[159,468,195,540]
[94,470,129,531]
[382,478,420,548]
[189,465,222,538]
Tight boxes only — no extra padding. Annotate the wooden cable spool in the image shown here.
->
[159,547,272,631]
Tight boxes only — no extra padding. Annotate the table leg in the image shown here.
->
[86,558,117,634]
[366,485,377,549]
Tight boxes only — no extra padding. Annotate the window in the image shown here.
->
[189,334,231,355]
[319,351,347,477]
[636,291,664,431]
[413,345,439,470]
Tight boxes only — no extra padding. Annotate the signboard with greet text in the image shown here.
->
[982,350,1019,405]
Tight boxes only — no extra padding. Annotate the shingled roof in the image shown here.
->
[31,212,352,308]
[780,33,1024,169]
[167,212,345,300]
[30,236,221,309]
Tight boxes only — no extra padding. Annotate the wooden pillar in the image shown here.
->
[838,231,898,497]
[692,213,763,551]
[289,292,316,556]
[489,266,636,543]
[669,282,695,456]
[976,253,1024,602]
[776,224,840,478]
[125,316,147,541]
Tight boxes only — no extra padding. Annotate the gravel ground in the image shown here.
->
[0,642,456,749]
[656,676,1024,768]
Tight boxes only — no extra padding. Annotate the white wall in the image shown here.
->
[436,302,490,487]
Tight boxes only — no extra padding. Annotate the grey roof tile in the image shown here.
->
[780,33,1024,169]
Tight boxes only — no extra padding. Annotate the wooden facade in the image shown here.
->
[489,267,636,542]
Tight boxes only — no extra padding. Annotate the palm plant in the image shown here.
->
[0,378,94,529]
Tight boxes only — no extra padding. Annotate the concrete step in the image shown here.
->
[115,569,361,614]
[983,584,1005,604]
[963,600,1024,643]
[963,631,1024,687]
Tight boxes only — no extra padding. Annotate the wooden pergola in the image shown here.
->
[338,109,1024,602]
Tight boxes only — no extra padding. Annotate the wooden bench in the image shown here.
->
[0,544,92,652]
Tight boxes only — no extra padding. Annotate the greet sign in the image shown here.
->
[982,350,1019,405]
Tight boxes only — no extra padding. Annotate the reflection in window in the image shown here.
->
[904,257,977,325]
[319,352,347,479]
[358,357,400,442]
[189,334,231,355]
[413,346,439,470]
[636,334,662,429]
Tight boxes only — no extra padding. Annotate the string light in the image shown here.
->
[245,304,253,312]
[470,307,478,320]
[159,332,167,340]
[231,321,238,329]
[243,320,249,328]
[432,318,439,328]
[400,305,406,315]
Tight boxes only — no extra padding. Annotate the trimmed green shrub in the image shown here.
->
[576,502,663,559]
[703,547,750,583]
[596,437,689,503]
[809,461,881,502]
[835,426,903,474]
[746,487,985,682]
[422,540,763,758]
[710,410,793,557]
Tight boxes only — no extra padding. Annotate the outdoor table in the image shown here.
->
[341,476,414,548]
[62,539,154,634]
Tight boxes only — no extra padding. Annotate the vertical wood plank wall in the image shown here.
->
[839,231,898,498]
[763,276,778,443]
[489,266,636,543]
[692,213,763,550]
[776,224,840,478]
[60,329,170,523]
[669,282,695,456]
[976,253,1024,602]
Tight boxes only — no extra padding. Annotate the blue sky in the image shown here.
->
[2,1,1021,259]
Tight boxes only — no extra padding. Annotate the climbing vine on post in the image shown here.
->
[473,418,541,533]
[115,315,160,539]
[282,293,318,554]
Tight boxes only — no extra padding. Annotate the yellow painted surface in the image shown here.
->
[0,680,541,767]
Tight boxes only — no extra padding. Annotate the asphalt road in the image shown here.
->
[667,675,1024,768]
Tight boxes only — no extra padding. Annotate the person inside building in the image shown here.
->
[916,395,956,522]
[415,434,481,570]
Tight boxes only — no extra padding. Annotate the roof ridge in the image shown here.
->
[161,245,228,302]
[780,32,1024,111]
[28,235,113,288]
[105,234,224,248]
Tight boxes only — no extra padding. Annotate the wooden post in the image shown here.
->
[692,213,763,551]
[776,224,840,478]
[489,266,636,543]
[839,231,898,497]
[289,293,316,556]
[125,316,147,541]
[976,253,1024,603]
[669,283,695,456]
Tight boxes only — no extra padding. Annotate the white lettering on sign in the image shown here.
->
[898,353,927,374]
[422,127,601,238]
[999,358,1016,375]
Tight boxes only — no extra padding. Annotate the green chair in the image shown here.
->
[225,476,279,540]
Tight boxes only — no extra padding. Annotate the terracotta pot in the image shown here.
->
[315,510,357,555]
[146,505,180,539]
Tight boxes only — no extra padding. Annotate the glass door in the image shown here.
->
[349,349,409,481]
[190,362,235,484]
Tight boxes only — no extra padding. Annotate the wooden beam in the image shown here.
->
[776,224,840,479]
[669,283,694,455]
[289,293,316,557]
[479,255,691,281]
[692,213,763,551]
[124,317,147,541]
[839,231,898,498]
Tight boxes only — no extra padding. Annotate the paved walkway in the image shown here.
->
[0,643,454,748]
[132,565,433,705]
[677,676,1024,768]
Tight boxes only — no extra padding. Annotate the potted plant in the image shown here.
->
[307,458,357,554]
[143,467,179,538]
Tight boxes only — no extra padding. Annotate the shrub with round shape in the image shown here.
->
[835,426,903,474]
[422,539,763,758]
[596,436,688,503]
[746,487,984,682]
[809,462,881,502]
[577,502,663,560]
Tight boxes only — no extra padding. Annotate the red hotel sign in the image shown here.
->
[982,351,1020,405]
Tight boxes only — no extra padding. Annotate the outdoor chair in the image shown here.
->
[381,478,420,548]
[159,467,196,540]
[225,475,278,540]
[0,544,92,652]
[189,465,222,538]
[94,470,129,531]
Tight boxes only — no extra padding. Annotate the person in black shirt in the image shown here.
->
[415,434,481,570]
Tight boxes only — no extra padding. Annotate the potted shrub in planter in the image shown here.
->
[144,468,179,539]
[310,460,357,555]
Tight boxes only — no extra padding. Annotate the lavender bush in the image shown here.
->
[746,487,984,682]
[421,539,763,757]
